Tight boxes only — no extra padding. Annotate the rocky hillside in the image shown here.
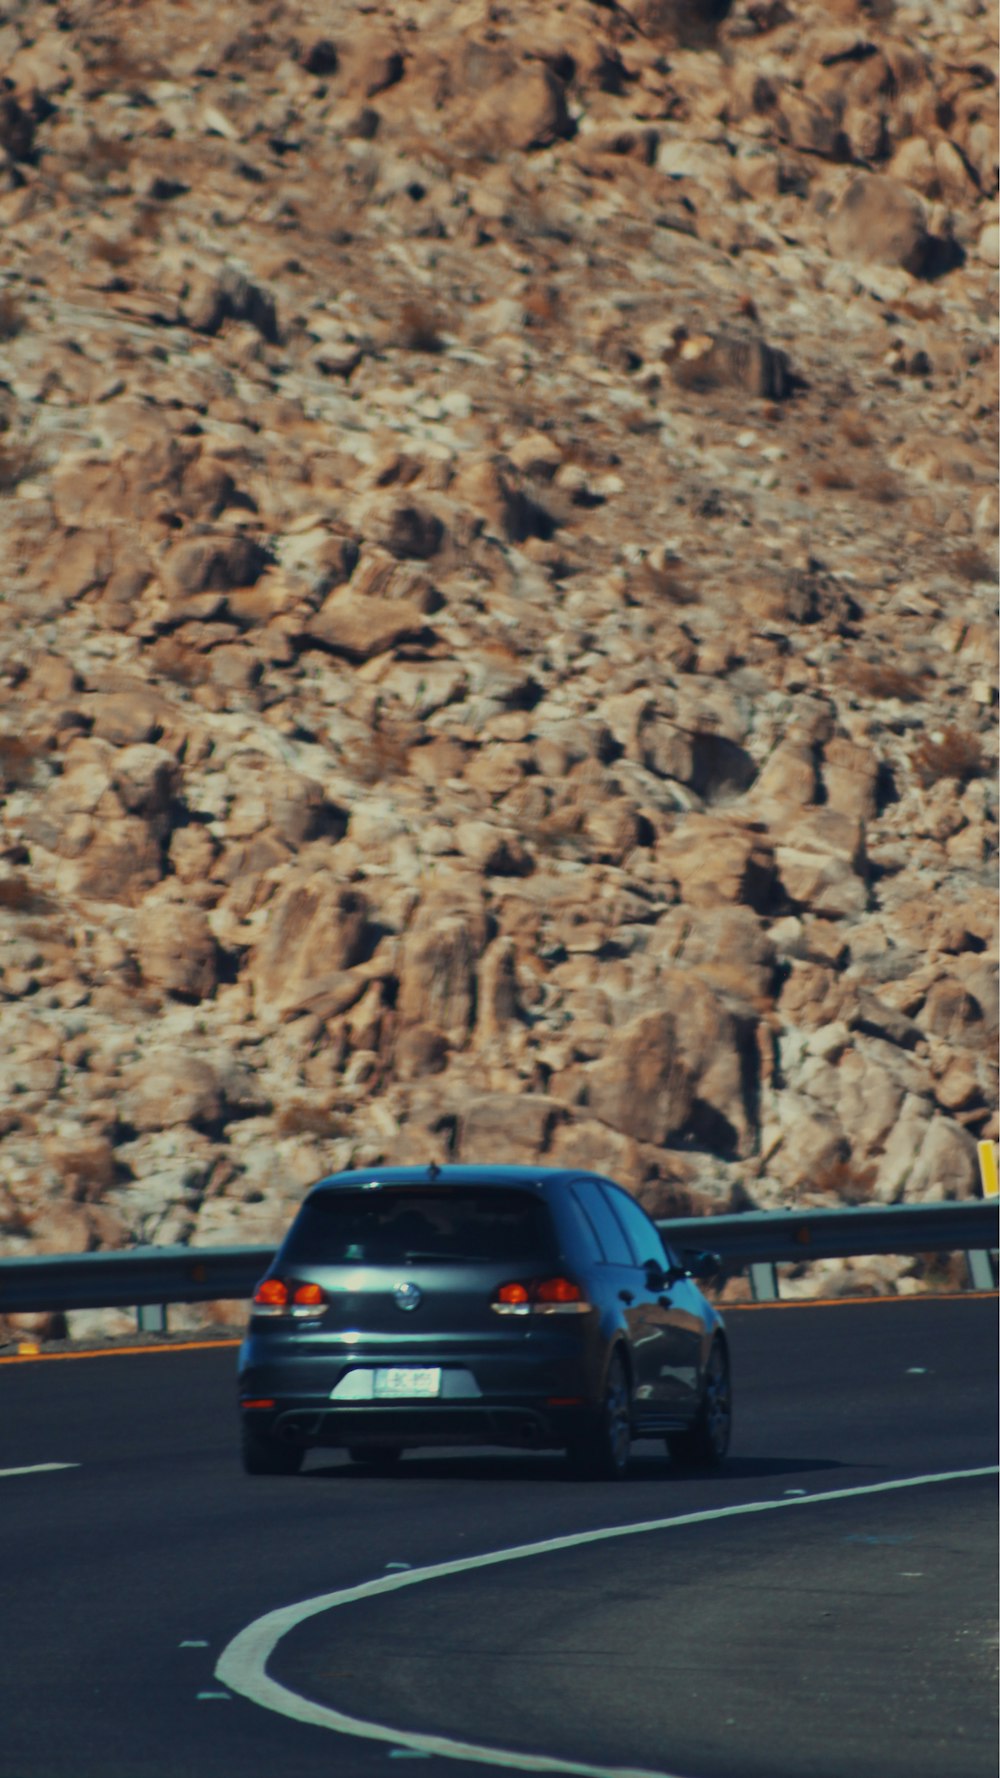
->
[0,0,996,1333]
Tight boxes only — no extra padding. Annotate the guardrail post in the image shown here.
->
[137,1303,167,1333]
[748,1262,779,1302]
[966,1250,996,1291]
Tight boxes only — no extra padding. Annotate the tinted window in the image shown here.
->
[601,1184,667,1270]
[560,1189,607,1265]
[570,1180,632,1266]
[281,1188,553,1266]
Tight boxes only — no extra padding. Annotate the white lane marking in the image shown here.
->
[0,1462,80,1479]
[216,1466,998,1778]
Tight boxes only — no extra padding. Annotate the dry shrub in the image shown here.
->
[275,1102,350,1139]
[638,558,700,606]
[90,235,132,267]
[862,468,901,504]
[0,440,44,492]
[813,460,855,491]
[81,133,132,183]
[948,547,994,584]
[396,301,444,352]
[0,294,24,341]
[0,874,55,915]
[809,1155,878,1203]
[0,733,46,787]
[844,659,927,703]
[0,1191,35,1237]
[912,725,984,787]
[837,409,875,449]
[522,286,560,326]
[84,39,165,95]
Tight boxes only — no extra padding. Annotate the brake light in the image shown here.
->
[254,1279,288,1310]
[291,1282,327,1315]
[493,1280,531,1317]
[492,1277,589,1316]
[292,1283,326,1306]
[536,1277,583,1304]
[497,1282,530,1305]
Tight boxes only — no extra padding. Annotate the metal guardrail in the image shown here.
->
[0,1201,996,1330]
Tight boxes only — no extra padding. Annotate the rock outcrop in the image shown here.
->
[0,0,996,1335]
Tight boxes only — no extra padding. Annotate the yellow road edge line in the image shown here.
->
[0,1337,243,1365]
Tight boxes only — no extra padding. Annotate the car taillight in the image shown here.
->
[492,1277,589,1316]
[534,1276,588,1314]
[254,1279,289,1314]
[291,1282,327,1315]
[493,1281,531,1316]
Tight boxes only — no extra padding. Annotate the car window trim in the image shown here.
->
[599,1180,667,1271]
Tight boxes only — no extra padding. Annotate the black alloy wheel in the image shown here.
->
[568,1349,632,1481]
[241,1420,305,1476]
[347,1445,404,1471]
[667,1339,731,1469]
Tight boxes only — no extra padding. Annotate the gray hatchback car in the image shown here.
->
[238,1165,730,1479]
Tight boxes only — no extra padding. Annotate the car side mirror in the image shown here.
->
[680,1248,722,1282]
[644,1258,669,1291]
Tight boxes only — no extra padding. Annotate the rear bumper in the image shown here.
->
[248,1401,584,1451]
[238,1329,597,1450]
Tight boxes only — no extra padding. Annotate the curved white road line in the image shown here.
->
[0,1462,79,1479]
[217,1466,998,1778]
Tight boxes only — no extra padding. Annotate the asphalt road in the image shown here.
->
[1,1297,996,1778]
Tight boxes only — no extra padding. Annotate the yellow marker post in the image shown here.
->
[978,1139,998,1199]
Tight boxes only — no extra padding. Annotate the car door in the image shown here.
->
[599,1183,701,1417]
[565,1178,662,1405]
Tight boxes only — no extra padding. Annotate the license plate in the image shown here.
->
[374,1367,441,1399]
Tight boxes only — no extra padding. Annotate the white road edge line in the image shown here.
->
[0,1462,80,1479]
[216,1465,999,1778]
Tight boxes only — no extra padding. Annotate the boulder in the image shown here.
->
[827,174,930,275]
[397,916,478,1043]
[458,67,572,153]
[247,879,371,1018]
[583,1011,694,1148]
[122,1055,223,1133]
[135,902,218,1001]
[457,1093,565,1161]
[307,589,428,660]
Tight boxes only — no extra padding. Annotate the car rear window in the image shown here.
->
[281,1187,554,1266]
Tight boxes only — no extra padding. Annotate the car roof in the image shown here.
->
[305,1165,593,1197]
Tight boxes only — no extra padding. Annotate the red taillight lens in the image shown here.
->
[536,1277,583,1304]
[254,1279,288,1307]
[292,1283,326,1307]
[497,1282,530,1305]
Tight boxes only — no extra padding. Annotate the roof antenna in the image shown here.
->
[427,1161,441,1182]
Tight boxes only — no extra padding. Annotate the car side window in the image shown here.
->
[570,1180,632,1266]
[560,1189,606,1265]
[600,1183,669,1271]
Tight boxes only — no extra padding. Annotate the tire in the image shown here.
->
[667,1340,731,1469]
[567,1350,632,1481]
[241,1420,305,1476]
[347,1445,404,1472]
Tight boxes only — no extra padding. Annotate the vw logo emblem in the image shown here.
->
[393,1280,422,1312]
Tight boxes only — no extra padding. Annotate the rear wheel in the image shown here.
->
[567,1350,632,1481]
[347,1445,404,1472]
[667,1340,731,1469]
[241,1421,305,1476]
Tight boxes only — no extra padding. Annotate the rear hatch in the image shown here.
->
[275,1183,559,1339]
